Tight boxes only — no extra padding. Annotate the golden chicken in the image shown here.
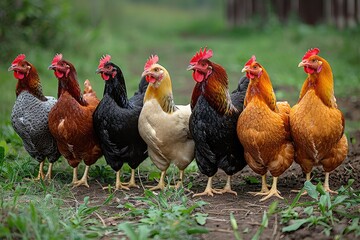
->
[237,55,294,201]
[138,55,195,190]
[290,48,348,193]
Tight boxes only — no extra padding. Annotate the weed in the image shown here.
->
[118,188,208,239]
[281,180,360,237]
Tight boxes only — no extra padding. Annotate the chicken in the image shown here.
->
[187,48,248,197]
[138,55,195,190]
[9,54,61,181]
[237,55,294,201]
[48,53,102,188]
[290,48,348,194]
[93,55,148,190]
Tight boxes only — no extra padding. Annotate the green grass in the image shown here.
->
[0,1,360,239]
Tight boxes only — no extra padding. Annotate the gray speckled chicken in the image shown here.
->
[9,54,60,180]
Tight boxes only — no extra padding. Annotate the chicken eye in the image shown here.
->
[154,68,159,72]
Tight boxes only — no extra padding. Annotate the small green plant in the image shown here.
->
[281,180,360,237]
[252,201,278,240]
[118,188,208,239]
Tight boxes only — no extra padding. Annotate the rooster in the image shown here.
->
[93,55,148,190]
[9,54,61,180]
[237,55,294,201]
[187,48,248,197]
[290,48,348,194]
[138,55,195,190]
[48,53,102,188]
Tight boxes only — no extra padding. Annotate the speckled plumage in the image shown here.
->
[11,92,60,163]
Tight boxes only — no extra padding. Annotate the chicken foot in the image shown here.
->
[34,161,45,181]
[323,172,337,194]
[44,163,53,180]
[193,177,223,197]
[147,171,166,191]
[217,175,237,195]
[248,175,270,195]
[291,172,311,195]
[257,177,283,202]
[122,169,139,188]
[103,170,130,191]
[73,165,90,188]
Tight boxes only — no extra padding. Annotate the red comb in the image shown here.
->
[12,54,26,65]
[51,53,63,65]
[98,54,111,68]
[189,47,213,65]
[302,48,320,60]
[245,55,256,66]
[144,55,159,70]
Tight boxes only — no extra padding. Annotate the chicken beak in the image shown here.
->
[298,60,306,68]
[48,64,56,70]
[8,64,15,71]
[241,66,248,73]
[95,68,102,74]
[141,69,149,77]
[187,64,195,71]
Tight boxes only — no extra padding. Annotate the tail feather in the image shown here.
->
[130,76,149,106]
[83,79,99,103]
[231,76,249,111]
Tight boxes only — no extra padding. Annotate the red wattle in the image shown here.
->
[14,71,24,80]
[55,70,64,78]
[101,73,110,81]
[193,71,204,83]
[146,75,156,83]
[304,66,315,74]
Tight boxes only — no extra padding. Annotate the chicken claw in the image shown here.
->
[44,163,53,181]
[193,177,223,197]
[257,177,283,202]
[33,161,45,181]
[323,172,338,194]
[72,166,90,188]
[248,175,270,195]
[218,175,237,195]
[122,169,139,188]
[147,171,166,191]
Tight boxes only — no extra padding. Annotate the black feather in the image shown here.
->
[93,62,148,172]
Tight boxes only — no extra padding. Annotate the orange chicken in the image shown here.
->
[138,55,195,190]
[290,48,348,193]
[237,55,294,201]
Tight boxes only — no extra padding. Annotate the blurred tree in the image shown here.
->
[0,0,70,63]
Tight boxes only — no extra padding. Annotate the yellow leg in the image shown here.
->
[34,161,45,181]
[44,163,53,180]
[219,175,237,195]
[123,169,139,188]
[175,170,184,189]
[291,172,311,195]
[193,177,222,197]
[73,165,90,188]
[259,177,283,202]
[71,166,79,185]
[323,172,337,194]
[249,175,269,195]
[147,171,166,191]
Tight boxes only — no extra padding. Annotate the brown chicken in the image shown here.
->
[138,55,195,191]
[237,55,294,201]
[290,48,348,194]
[48,53,102,187]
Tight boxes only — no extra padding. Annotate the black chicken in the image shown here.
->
[93,55,148,190]
[187,48,249,197]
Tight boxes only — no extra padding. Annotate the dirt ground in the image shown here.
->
[70,96,360,240]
